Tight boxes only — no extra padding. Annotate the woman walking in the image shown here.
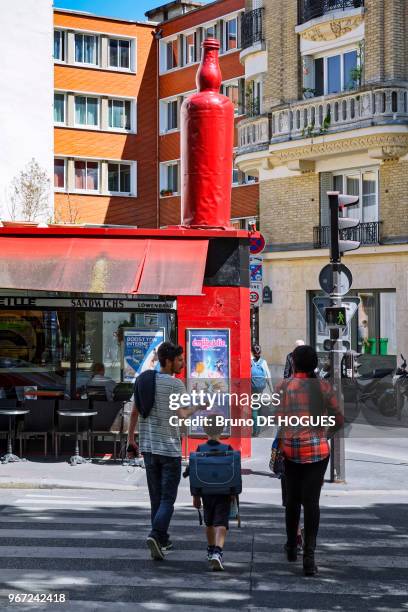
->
[277,345,344,576]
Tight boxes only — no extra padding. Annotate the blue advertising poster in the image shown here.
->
[186,329,231,436]
[123,328,165,382]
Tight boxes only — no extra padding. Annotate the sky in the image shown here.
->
[53,0,212,22]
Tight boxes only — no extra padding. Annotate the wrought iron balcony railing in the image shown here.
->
[313,221,382,249]
[241,7,265,50]
[299,0,364,24]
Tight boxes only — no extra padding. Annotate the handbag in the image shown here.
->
[269,433,285,477]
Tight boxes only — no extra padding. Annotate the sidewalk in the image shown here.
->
[1,437,407,502]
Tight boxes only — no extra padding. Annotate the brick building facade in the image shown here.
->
[236,0,408,372]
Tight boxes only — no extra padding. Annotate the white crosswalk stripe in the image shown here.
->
[0,493,407,611]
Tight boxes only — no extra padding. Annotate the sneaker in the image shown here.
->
[162,540,173,551]
[146,536,164,561]
[210,551,224,571]
[207,545,215,561]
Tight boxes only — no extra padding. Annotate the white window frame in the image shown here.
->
[231,216,258,230]
[160,98,180,134]
[73,159,100,193]
[183,30,197,66]
[224,16,238,53]
[314,46,360,96]
[54,29,65,63]
[74,95,100,129]
[108,37,132,71]
[204,22,217,40]
[160,160,180,196]
[108,98,133,132]
[54,92,66,125]
[332,167,379,223]
[165,37,179,71]
[74,33,99,66]
[222,78,245,116]
[107,162,134,196]
[54,158,66,192]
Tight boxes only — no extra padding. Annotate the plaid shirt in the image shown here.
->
[276,373,344,464]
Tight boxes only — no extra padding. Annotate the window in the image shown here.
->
[54,93,65,124]
[75,96,99,127]
[205,24,216,39]
[225,18,238,51]
[54,159,65,189]
[108,38,130,69]
[314,49,358,96]
[332,168,378,222]
[246,80,262,116]
[160,162,179,195]
[108,163,131,194]
[54,30,65,61]
[232,166,239,185]
[184,32,196,65]
[108,99,131,130]
[74,160,99,191]
[231,217,259,230]
[166,39,179,70]
[167,100,178,131]
[75,34,98,65]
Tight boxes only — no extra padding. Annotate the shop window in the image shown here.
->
[75,33,99,65]
[54,159,65,190]
[108,38,131,70]
[108,99,131,130]
[54,30,65,62]
[74,160,99,192]
[54,92,65,124]
[108,163,131,194]
[75,96,99,127]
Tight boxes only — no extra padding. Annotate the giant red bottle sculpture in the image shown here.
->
[180,38,235,227]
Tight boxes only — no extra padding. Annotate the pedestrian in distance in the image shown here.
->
[189,414,242,571]
[127,341,203,561]
[251,344,273,437]
[276,345,344,576]
[283,339,305,379]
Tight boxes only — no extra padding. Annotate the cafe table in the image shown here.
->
[0,408,30,464]
[57,409,97,466]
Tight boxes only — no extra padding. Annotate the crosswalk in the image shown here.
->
[0,492,407,611]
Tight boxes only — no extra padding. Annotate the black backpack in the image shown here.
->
[133,370,157,418]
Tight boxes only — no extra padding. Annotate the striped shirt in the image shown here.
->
[276,374,343,464]
[138,373,185,457]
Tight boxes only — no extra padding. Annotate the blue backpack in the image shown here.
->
[189,443,242,496]
[251,359,267,393]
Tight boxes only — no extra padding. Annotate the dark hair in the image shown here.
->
[157,342,183,367]
[91,362,105,376]
[252,344,261,357]
[203,414,225,438]
[292,345,324,417]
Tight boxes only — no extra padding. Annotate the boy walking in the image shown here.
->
[191,416,241,571]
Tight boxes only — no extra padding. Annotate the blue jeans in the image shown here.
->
[143,452,182,545]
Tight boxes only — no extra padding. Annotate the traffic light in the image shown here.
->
[328,191,360,262]
[325,306,347,327]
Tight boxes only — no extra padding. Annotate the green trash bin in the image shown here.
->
[379,338,389,355]
[367,338,377,355]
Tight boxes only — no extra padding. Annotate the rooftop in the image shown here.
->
[145,0,204,20]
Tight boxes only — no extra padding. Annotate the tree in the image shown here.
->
[9,158,50,222]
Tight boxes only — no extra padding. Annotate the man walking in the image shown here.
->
[127,342,201,560]
[284,339,305,379]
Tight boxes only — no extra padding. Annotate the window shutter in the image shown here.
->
[320,172,333,227]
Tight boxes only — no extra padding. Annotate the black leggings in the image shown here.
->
[284,456,329,553]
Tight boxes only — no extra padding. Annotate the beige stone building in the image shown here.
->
[237,0,408,373]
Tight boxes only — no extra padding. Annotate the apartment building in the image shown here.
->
[151,0,259,228]
[236,0,408,371]
[53,10,157,226]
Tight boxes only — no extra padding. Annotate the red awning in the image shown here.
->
[0,236,208,296]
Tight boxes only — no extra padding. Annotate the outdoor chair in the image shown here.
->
[54,400,92,458]
[90,401,123,459]
[86,386,108,402]
[18,400,55,456]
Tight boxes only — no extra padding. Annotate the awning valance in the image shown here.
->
[0,237,208,296]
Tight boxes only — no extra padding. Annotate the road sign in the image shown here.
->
[319,263,352,296]
[250,256,263,283]
[249,234,265,255]
[313,296,360,326]
[250,282,262,307]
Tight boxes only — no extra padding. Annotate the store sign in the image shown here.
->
[0,296,176,311]
[123,328,165,382]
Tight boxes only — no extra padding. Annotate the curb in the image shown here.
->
[0,481,139,491]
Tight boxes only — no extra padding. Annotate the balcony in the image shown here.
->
[238,114,270,152]
[299,0,364,24]
[241,7,265,50]
[313,221,382,249]
[270,86,408,144]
